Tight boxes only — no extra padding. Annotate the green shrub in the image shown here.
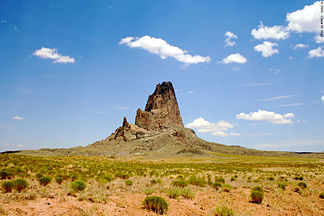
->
[104,174,114,182]
[267,176,274,181]
[278,182,287,190]
[55,175,63,184]
[71,180,86,192]
[250,186,264,204]
[36,172,43,180]
[115,172,130,179]
[1,181,14,193]
[166,187,181,199]
[125,180,133,186]
[180,187,195,199]
[70,173,78,181]
[143,188,155,195]
[13,178,28,192]
[223,183,232,192]
[215,177,225,184]
[188,176,207,187]
[319,191,324,199]
[0,170,8,179]
[143,196,168,215]
[212,182,222,190]
[150,179,158,185]
[297,182,307,189]
[293,176,303,180]
[171,179,188,188]
[39,176,52,186]
[211,205,234,216]
[251,186,264,193]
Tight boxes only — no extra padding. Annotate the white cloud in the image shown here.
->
[314,35,324,43]
[12,116,24,120]
[286,1,321,33]
[254,41,279,57]
[188,90,195,94]
[230,132,240,136]
[276,103,304,107]
[308,47,324,58]
[1,19,7,23]
[17,144,24,148]
[225,31,238,39]
[5,143,9,147]
[293,43,309,49]
[321,96,324,103]
[269,68,280,75]
[289,56,293,60]
[244,133,272,137]
[251,22,289,40]
[119,35,211,65]
[224,31,238,47]
[221,53,247,64]
[258,95,294,102]
[33,47,75,64]
[255,139,324,151]
[236,109,295,124]
[185,117,238,137]
[114,106,130,111]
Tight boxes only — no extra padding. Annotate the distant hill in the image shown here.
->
[16,82,321,158]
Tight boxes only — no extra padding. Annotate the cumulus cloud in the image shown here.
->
[254,41,279,57]
[221,53,247,64]
[286,1,321,33]
[33,47,75,63]
[185,117,238,137]
[12,116,24,120]
[314,35,324,43]
[308,47,324,58]
[293,43,309,49]
[119,35,211,65]
[17,144,24,148]
[236,109,295,124]
[224,31,238,47]
[321,96,324,103]
[251,22,289,40]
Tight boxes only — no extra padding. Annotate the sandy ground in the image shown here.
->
[1,186,323,216]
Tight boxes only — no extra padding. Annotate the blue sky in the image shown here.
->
[1,0,323,152]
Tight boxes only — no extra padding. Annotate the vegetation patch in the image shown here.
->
[71,180,86,192]
[250,186,264,204]
[1,181,14,193]
[211,205,234,216]
[143,196,168,215]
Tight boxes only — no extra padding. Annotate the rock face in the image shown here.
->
[135,81,183,131]
[105,117,157,142]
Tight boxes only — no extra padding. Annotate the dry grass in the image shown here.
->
[0,154,323,215]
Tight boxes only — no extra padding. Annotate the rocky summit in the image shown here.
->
[98,81,194,145]
[135,81,183,131]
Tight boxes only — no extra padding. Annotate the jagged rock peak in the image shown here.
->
[135,81,183,131]
[122,116,130,128]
